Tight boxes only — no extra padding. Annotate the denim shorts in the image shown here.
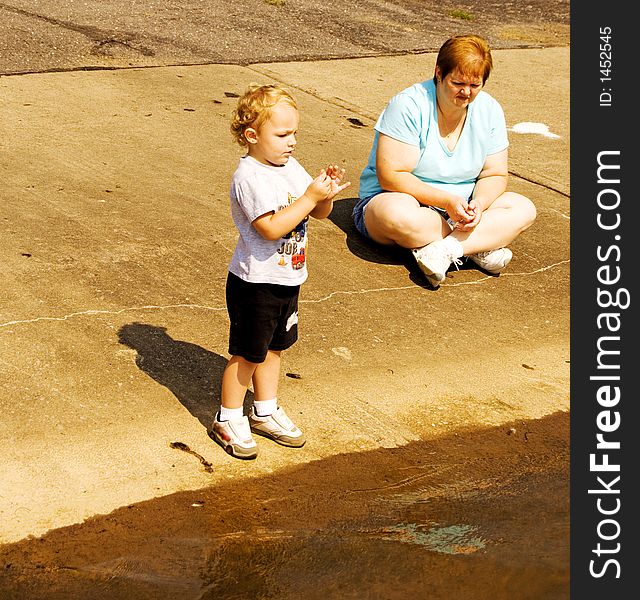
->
[352,194,457,239]
[352,195,375,238]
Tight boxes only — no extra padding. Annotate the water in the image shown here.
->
[0,412,569,599]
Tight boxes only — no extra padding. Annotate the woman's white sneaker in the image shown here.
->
[468,247,513,274]
[412,239,463,288]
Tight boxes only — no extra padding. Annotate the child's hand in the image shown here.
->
[306,170,333,202]
[324,164,351,200]
[306,166,351,204]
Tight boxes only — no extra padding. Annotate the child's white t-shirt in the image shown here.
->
[228,155,313,286]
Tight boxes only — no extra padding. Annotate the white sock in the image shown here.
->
[253,398,278,417]
[218,406,243,422]
[441,236,464,258]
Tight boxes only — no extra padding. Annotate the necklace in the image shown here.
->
[436,101,466,138]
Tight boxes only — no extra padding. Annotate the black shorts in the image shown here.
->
[226,271,300,363]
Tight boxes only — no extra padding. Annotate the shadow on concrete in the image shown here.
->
[0,411,569,600]
[328,196,407,266]
[117,323,248,428]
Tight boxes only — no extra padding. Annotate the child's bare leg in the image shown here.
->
[248,349,305,447]
[252,350,281,416]
[252,350,281,401]
[211,355,260,460]
[221,355,258,409]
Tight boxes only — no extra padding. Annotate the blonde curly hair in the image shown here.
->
[230,84,298,147]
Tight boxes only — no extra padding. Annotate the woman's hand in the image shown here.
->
[454,198,483,231]
[445,195,476,227]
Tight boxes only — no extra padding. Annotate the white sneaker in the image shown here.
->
[412,240,462,288]
[209,413,258,460]
[468,248,513,275]
[249,406,306,448]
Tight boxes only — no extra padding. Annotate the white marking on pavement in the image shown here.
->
[508,121,561,138]
[331,347,352,360]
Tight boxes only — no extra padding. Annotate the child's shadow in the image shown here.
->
[329,197,434,289]
[117,323,249,428]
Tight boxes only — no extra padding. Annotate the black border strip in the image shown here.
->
[570,2,637,597]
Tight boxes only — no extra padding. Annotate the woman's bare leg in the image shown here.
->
[364,192,449,248]
[451,192,537,255]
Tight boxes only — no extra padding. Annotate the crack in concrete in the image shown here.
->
[0,304,225,330]
[0,261,569,331]
[247,64,381,122]
[549,207,570,219]
[445,259,569,287]
[306,260,570,299]
[508,168,570,198]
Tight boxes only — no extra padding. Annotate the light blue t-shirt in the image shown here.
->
[358,78,509,202]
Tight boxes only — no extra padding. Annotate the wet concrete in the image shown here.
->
[0,411,568,599]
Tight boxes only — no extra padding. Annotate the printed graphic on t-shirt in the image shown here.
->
[276,193,308,270]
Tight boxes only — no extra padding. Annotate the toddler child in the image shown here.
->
[210,84,350,459]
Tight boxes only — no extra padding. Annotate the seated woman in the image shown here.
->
[352,34,537,288]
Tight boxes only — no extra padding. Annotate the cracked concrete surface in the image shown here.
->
[0,43,568,547]
[0,254,570,330]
